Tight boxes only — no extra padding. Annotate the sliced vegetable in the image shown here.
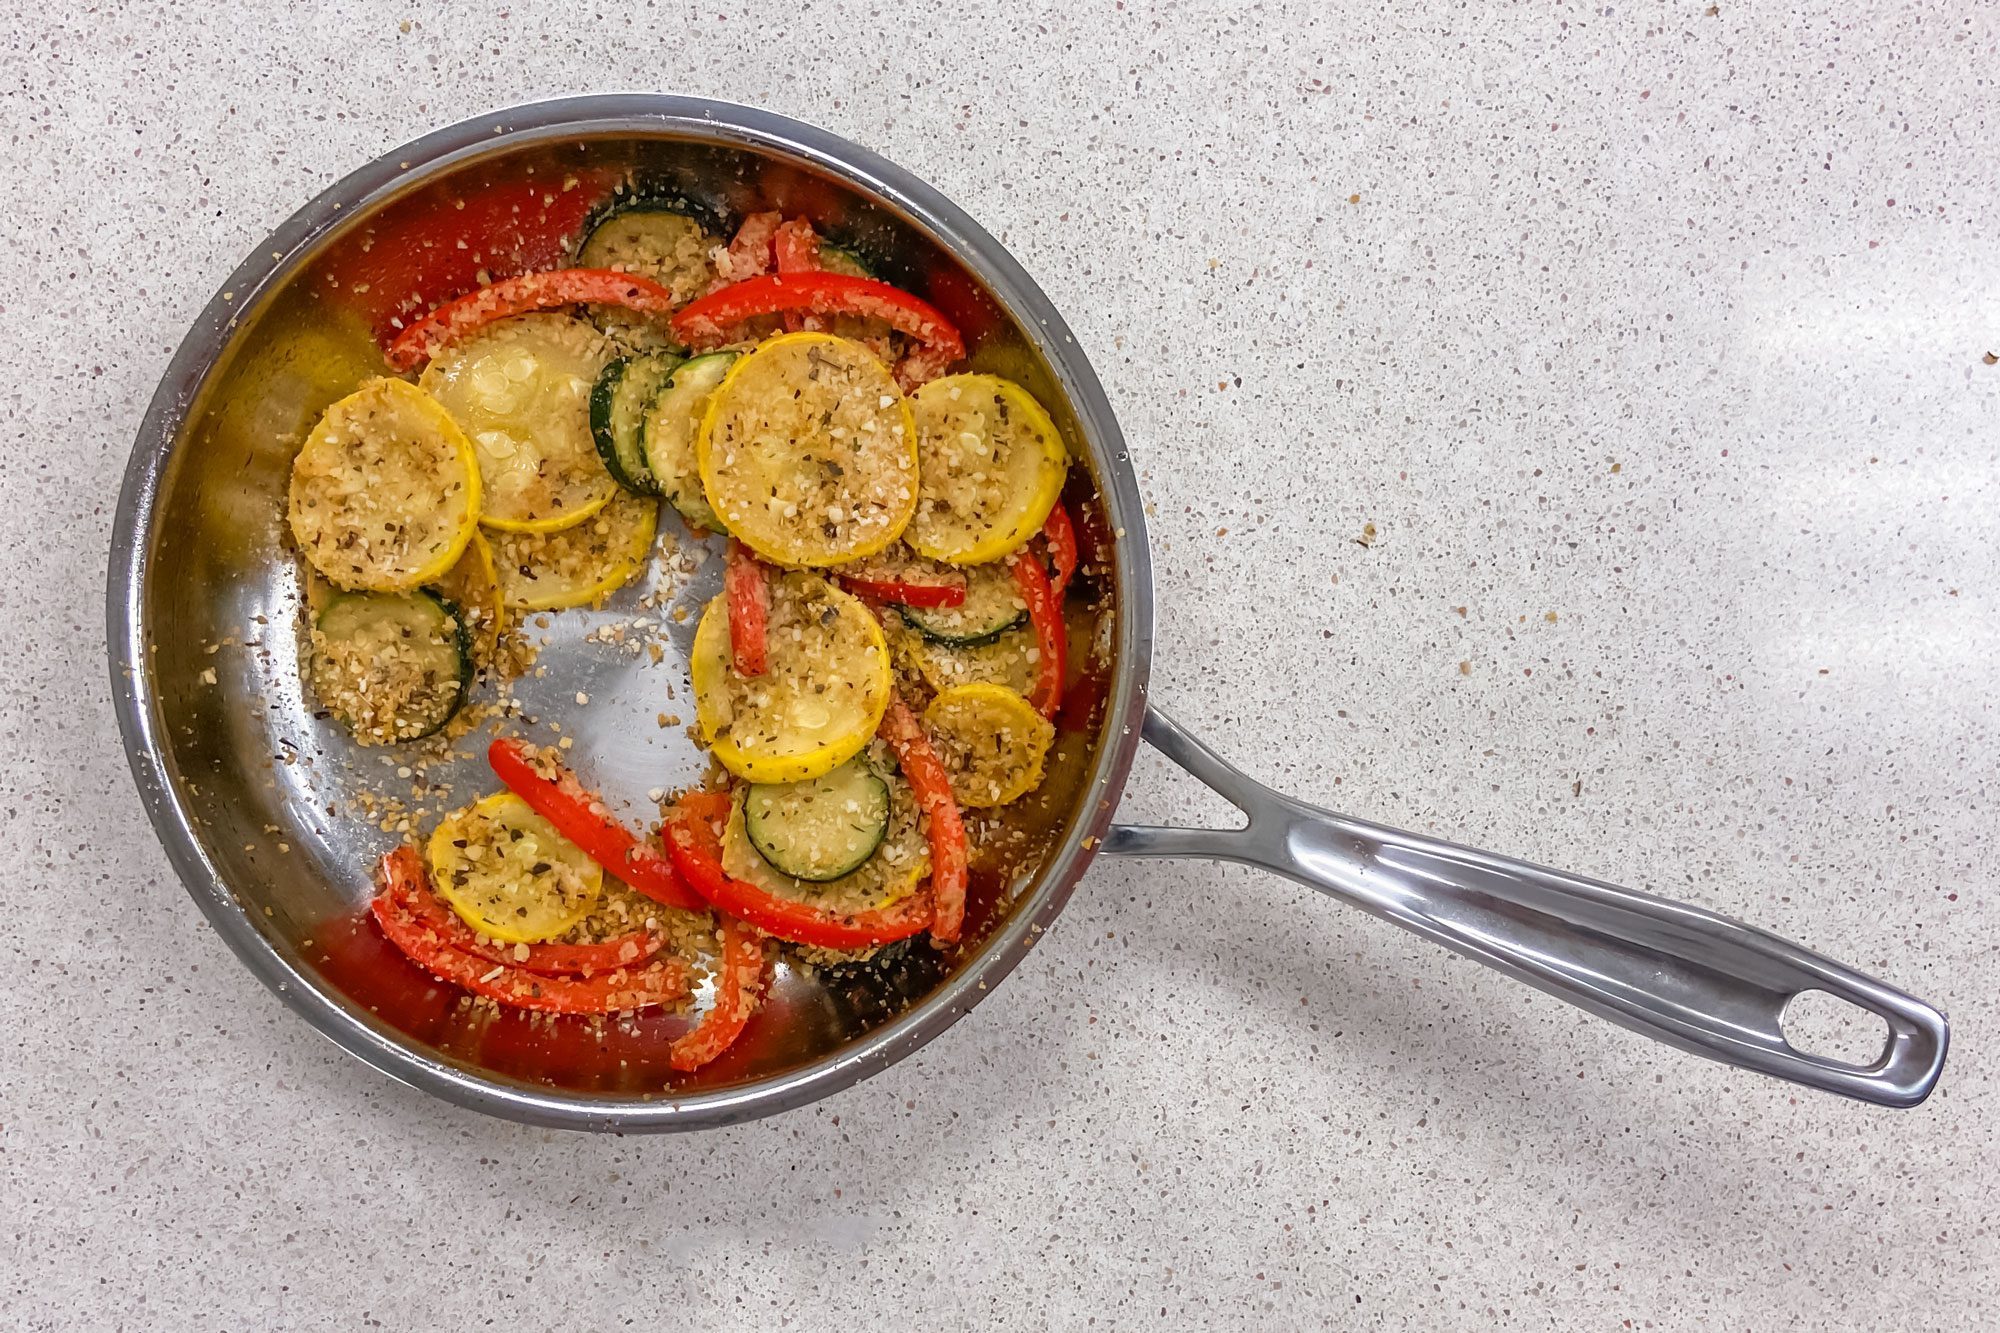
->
[641,350,737,531]
[689,572,892,783]
[668,791,933,951]
[1011,550,1066,719]
[899,560,1026,646]
[773,217,821,333]
[1042,499,1078,599]
[489,492,658,611]
[670,272,965,391]
[922,683,1054,808]
[744,757,892,882]
[877,698,969,946]
[486,737,705,911]
[287,378,481,592]
[590,353,681,494]
[309,589,470,743]
[374,848,689,1014]
[907,374,1068,566]
[724,767,926,908]
[717,210,783,282]
[418,313,618,532]
[887,620,1039,698]
[385,268,678,372]
[427,792,604,944]
[428,530,504,669]
[725,539,770,677]
[841,573,966,609]
[817,243,876,279]
[697,332,917,566]
[669,917,766,1072]
[576,204,718,304]
[381,846,663,976]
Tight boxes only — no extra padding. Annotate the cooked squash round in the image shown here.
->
[418,313,618,533]
[697,333,918,566]
[924,683,1055,807]
[427,792,603,943]
[287,377,480,591]
[489,492,658,611]
[720,761,929,913]
[576,205,717,304]
[690,572,891,783]
[428,529,504,668]
[907,374,1068,565]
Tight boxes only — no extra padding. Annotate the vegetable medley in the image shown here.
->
[285,199,1100,1075]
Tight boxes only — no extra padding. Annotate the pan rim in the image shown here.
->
[106,94,1154,1131]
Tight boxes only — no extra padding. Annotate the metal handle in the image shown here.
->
[1102,707,1949,1107]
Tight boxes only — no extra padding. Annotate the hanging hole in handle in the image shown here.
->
[1782,989,1893,1068]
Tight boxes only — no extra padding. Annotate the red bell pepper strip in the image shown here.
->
[724,539,770,677]
[669,917,767,1072]
[1010,551,1067,720]
[718,210,783,283]
[772,217,823,333]
[838,572,968,609]
[876,698,969,946]
[486,737,705,911]
[384,268,680,372]
[370,851,690,1014]
[379,846,663,977]
[669,272,966,391]
[666,791,934,950]
[1042,500,1078,599]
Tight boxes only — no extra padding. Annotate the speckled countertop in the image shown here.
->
[4,3,1995,1329]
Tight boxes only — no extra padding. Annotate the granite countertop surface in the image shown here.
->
[3,3,1994,1328]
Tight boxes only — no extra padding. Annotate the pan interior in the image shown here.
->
[126,113,1133,1115]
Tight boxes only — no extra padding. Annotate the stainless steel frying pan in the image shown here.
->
[108,96,1948,1130]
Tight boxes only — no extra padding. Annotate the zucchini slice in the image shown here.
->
[907,374,1069,565]
[418,313,618,533]
[817,244,876,279]
[899,560,1026,646]
[590,353,680,495]
[923,683,1054,807]
[287,377,481,592]
[690,572,892,783]
[576,204,718,305]
[427,792,603,943]
[697,332,918,566]
[309,589,470,743]
[721,760,929,913]
[489,492,659,611]
[642,351,737,531]
[888,620,1039,698]
[744,757,891,882]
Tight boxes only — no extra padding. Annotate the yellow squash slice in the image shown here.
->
[923,683,1055,807]
[720,765,929,913]
[489,492,659,611]
[690,572,891,783]
[697,332,918,566]
[418,313,617,533]
[428,529,504,667]
[907,373,1068,565]
[427,792,603,943]
[287,377,480,591]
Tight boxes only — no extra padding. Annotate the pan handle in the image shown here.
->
[1100,706,1949,1107]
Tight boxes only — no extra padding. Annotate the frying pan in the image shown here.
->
[108,96,1949,1130]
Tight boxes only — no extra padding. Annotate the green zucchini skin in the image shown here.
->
[744,761,892,883]
[312,589,471,742]
[899,564,1027,647]
[643,351,738,532]
[590,353,680,495]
